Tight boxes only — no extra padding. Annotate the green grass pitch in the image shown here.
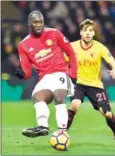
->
[2,101,115,155]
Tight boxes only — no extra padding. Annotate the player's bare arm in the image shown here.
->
[101,46,115,79]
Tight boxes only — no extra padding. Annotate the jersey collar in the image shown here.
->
[80,40,93,50]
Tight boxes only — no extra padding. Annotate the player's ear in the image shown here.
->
[80,30,82,36]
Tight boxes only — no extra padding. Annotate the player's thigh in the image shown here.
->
[70,84,85,103]
[32,89,54,104]
[54,89,68,104]
[32,74,54,103]
[32,74,53,94]
[86,87,109,111]
[69,84,85,111]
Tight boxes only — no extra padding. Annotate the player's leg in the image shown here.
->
[52,72,74,131]
[87,87,115,138]
[22,74,54,137]
[97,90,115,139]
[54,89,68,131]
[22,89,53,137]
[67,84,85,130]
[99,102,115,139]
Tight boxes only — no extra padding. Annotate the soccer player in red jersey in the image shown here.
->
[15,10,77,137]
[67,19,115,139]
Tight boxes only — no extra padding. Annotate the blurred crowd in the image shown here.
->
[1,1,115,78]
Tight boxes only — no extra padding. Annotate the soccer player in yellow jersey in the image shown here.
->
[67,19,115,139]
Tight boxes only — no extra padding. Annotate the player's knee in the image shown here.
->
[32,94,41,104]
[98,102,112,118]
[104,112,113,119]
[54,90,67,105]
[54,96,66,105]
[69,99,81,113]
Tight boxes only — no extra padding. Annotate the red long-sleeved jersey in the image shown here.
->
[18,28,77,80]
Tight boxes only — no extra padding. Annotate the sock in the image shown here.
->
[67,109,76,130]
[34,101,50,128]
[106,114,115,134]
[55,104,68,130]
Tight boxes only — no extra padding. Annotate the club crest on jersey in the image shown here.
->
[46,39,53,46]
[90,53,94,57]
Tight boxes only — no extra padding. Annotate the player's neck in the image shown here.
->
[30,32,41,38]
[30,29,44,38]
[80,39,93,50]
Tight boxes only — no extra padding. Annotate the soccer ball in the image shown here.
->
[50,130,70,151]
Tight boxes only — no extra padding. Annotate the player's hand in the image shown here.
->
[107,69,115,79]
[15,67,25,79]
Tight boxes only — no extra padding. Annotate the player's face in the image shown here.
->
[80,25,95,43]
[29,15,44,36]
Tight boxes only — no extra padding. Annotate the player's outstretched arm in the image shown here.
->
[101,46,115,79]
[16,44,32,79]
[56,30,77,79]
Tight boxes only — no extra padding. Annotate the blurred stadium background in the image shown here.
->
[1,1,115,101]
[1,1,115,155]
[1,1,115,102]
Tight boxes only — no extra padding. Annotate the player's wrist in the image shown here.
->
[15,67,25,79]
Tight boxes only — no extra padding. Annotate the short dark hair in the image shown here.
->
[28,10,44,22]
[79,19,96,31]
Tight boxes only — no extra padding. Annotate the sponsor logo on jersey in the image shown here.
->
[78,59,98,66]
[46,39,53,46]
[35,48,51,58]
[36,53,54,63]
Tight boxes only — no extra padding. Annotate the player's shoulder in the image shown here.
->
[94,40,107,48]
[44,27,63,36]
[19,34,31,45]
[94,40,109,52]
[44,27,57,33]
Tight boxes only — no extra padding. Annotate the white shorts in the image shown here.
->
[32,72,74,97]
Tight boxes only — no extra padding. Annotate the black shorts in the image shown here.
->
[70,84,109,110]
